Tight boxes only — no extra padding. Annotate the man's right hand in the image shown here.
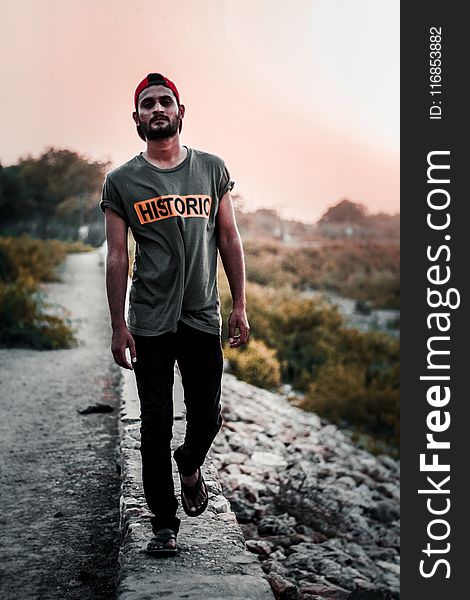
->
[111,324,137,370]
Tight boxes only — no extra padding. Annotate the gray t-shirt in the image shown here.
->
[100,146,234,336]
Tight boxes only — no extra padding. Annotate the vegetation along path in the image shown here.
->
[0,250,121,599]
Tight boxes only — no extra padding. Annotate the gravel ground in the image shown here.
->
[0,251,122,600]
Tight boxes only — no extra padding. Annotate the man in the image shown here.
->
[100,73,249,556]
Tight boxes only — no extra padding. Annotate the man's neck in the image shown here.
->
[143,136,187,169]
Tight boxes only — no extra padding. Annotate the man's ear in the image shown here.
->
[133,110,146,141]
[178,104,185,134]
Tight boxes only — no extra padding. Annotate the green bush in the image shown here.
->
[0,245,18,282]
[218,275,400,454]
[242,238,400,309]
[225,338,281,391]
[0,235,77,349]
[0,276,76,349]
[301,361,400,451]
[0,234,66,282]
[221,282,345,392]
[63,240,95,253]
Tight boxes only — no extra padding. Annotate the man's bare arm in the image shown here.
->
[216,190,250,347]
[104,208,136,369]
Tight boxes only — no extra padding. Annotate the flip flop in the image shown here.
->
[179,467,209,517]
[145,528,178,557]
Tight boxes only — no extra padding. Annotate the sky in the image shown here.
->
[0,0,399,223]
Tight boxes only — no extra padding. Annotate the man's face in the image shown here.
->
[133,85,184,140]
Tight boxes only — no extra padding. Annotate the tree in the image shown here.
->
[0,148,110,240]
[0,165,30,224]
[15,148,110,236]
[318,199,368,225]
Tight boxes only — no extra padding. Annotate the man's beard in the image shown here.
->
[142,115,180,140]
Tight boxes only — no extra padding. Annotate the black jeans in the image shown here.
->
[133,320,223,534]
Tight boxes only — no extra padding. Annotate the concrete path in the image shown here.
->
[117,341,274,599]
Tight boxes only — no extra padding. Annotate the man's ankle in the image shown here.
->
[180,469,199,485]
[150,514,181,535]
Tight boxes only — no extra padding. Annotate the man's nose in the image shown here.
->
[153,102,165,112]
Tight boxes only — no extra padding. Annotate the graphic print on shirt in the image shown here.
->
[134,195,212,225]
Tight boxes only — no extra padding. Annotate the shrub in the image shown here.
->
[242,238,400,309]
[0,235,78,349]
[0,234,66,282]
[0,276,76,349]
[221,282,345,392]
[354,299,371,315]
[218,274,400,454]
[225,338,281,391]
[301,360,400,450]
[63,240,94,253]
[0,245,18,282]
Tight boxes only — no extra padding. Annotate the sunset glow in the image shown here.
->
[0,0,399,222]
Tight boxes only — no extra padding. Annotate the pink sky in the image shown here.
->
[0,0,399,223]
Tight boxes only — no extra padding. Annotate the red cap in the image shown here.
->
[134,73,180,109]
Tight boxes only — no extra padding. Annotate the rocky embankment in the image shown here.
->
[212,374,400,600]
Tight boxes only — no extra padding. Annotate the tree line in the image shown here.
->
[0,147,109,246]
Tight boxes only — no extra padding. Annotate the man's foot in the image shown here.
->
[145,528,178,557]
[179,467,209,517]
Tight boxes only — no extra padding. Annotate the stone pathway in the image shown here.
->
[117,367,275,599]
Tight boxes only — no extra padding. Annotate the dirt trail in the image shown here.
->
[0,250,122,600]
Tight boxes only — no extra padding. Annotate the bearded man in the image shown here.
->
[100,73,249,556]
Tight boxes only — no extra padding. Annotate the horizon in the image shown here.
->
[1,143,400,226]
[234,199,400,225]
